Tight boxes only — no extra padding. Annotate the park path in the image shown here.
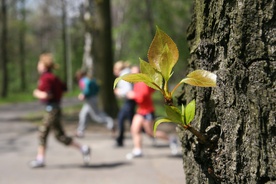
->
[0,98,186,184]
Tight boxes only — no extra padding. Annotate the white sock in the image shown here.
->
[81,145,89,153]
[36,155,44,163]
[132,148,142,155]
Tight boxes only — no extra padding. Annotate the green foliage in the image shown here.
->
[114,27,216,103]
[113,27,217,137]
[148,27,179,81]
[112,0,192,78]
[184,100,196,125]
[0,91,34,105]
[153,100,196,136]
[3,0,192,101]
[180,70,217,87]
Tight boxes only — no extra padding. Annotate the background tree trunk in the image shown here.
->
[91,0,118,117]
[178,0,276,183]
[81,0,93,75]
[61,0,71,90]
[145,0,155,38]
[19,0,26,91]
[1,0,8,98]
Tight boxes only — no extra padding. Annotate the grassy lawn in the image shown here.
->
[0,91,35,105]
[0,88,80,105]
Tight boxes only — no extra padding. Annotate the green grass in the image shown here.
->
[0,91,35,105]
[0,88,80,106]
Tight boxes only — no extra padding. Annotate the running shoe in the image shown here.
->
[29,160,45,168]
[81,145,91,165]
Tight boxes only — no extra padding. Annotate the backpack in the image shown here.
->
[89,79,99,96]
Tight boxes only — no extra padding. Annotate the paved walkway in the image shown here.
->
[0,99,186,184]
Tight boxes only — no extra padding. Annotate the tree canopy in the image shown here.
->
[0,0,192,100]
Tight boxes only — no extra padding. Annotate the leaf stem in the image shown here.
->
[171,82,182,96]
[185,125,207,144]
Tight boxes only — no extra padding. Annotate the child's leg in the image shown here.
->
[36,110,52,160]
[142,115,178,155]
[143,120,169,141]
[30,109,51,167]
[77,103,90,134]
[86,97,106,124]
[36,145,45,161]
[131,114,144,151]
[52,107,91,163]
[52,108,73,145]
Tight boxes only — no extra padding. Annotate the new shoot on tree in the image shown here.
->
[113,26,217,143]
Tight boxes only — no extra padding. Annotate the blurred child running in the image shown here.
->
[126,66,178,159]
[75,69,114,138]
[113,61,136,147]
[29,53,91,168]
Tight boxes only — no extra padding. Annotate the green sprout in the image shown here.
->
[113,27,216,143]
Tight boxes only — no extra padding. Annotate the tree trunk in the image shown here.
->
[61,0,71,90]
[91,0,118,117]
[19,0,26,91]
[145,0,155,38]
[178,0,276,183]
[81,0,93,75]
[1,0,8,97]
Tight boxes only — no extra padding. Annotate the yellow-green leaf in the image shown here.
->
[120,73,161,91]
[181,104,185,123]
[180,70,217,87]
[165,105,182,123]
[140,59,163,89]
[148,27,179,75]
[159,44,174,80]
[113,77,121,89]
[153,118,179,137]
[184,100,196,125]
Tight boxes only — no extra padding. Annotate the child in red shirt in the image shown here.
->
[29,53,91,168]
[133,82,155,115]
[126,66,178,159]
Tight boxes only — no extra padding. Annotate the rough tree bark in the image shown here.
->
[178,0,275,183]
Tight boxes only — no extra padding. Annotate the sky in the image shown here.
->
[25,0,85,18]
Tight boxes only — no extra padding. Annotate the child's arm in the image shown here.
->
[33,89,52,100]
[127,82,147,103]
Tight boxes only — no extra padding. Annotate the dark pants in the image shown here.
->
[39,106,72,147]
[116,99,136,146]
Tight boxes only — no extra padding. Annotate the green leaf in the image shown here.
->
[113,77,121,89]
[180,70,217,87]
[147,27,179,78]
[139,59,163,89]
[184,100,196,125]
[165,105,182,123]
[153,118,178,137]
[159,44,175,81]
[120,73,161,91]
[181,104,185,123]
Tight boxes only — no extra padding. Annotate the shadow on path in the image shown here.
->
[45,161,131,170]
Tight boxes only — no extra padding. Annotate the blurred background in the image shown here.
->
[0,1,193,183]
[0,0,192,107]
